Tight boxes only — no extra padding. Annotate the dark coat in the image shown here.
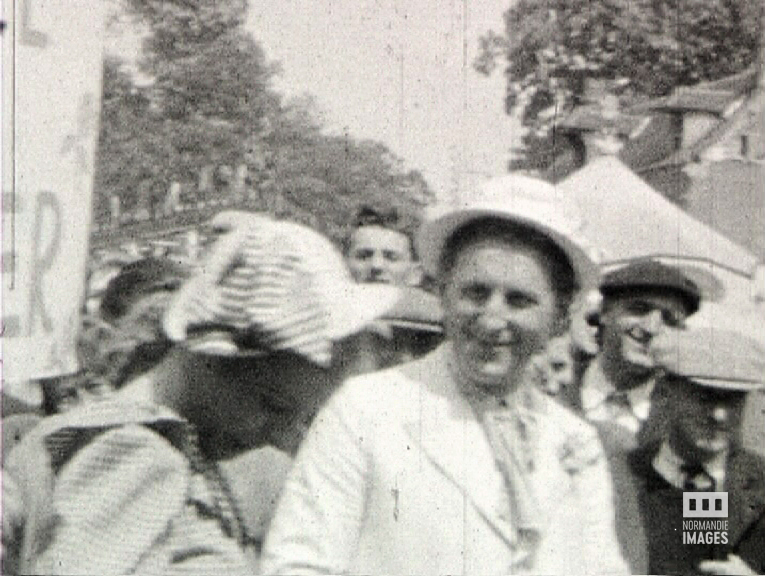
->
[604,439,765,575]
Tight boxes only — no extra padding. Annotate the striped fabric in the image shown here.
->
[165,222,332,366]
[3,399,259,575]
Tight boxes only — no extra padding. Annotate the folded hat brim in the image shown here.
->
[181,329,269,358]
[418,208,599,292]
[167,282,402,354]
[325,283,402,341]
[687,376,765,392]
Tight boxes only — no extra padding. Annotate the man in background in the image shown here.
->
[340,205,442,376]
[576,259,701,441]
[344,205,420,286]
[619,328,765,575]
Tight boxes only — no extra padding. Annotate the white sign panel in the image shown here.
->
[2,0,105,383]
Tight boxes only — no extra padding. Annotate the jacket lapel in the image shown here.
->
[726,449,765,547]
[630,444,765,554]
[401,345,519,549]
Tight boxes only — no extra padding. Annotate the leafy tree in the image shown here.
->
[94,0,433,237]
[262,97,432,242]
[124,0,248,61]
[95,1,281,221]
[476,0,764,171]
[93,57,162,222]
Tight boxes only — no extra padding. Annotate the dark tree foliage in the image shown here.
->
[94,0,432,240]
[476,0,764,172]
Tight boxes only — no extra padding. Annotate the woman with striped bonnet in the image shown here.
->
[2,213,399,575]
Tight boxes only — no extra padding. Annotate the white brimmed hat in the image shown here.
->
[417,174,599,291]
[164,213,400,366]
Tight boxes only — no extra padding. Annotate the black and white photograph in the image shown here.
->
[2,0,764,574]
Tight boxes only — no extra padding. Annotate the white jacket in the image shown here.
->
[261,344,628,575]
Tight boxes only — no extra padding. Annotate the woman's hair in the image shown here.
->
[438,217,578,315]
[81,291,175,389]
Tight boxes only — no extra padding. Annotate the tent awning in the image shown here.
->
[559,156,757,278]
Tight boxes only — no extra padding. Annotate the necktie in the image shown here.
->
[681,462,715,491]
[608,388,629,406]
[465,385,543,560]
[606,391,642,434]
[483,407,542,565]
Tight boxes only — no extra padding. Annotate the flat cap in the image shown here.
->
[100,257,188,323]
[601,260,701,314]
[652,327,765,391]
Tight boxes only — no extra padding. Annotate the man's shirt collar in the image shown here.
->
[652,441,727,491]
[581,357,655,429]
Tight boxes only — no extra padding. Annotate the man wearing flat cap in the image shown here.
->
[576,259,702,441]
[616,328,765,575]
[262,175,628,575]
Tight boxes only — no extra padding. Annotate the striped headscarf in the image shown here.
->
[164,214,400,367]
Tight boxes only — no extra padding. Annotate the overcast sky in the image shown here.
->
[246,0,521,203]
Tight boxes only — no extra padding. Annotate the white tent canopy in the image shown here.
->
[560,155,757,276]
[559,156,764,338]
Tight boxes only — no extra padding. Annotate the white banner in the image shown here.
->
[2,0,105,385]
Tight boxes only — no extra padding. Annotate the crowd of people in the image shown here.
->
[2,174,765,575]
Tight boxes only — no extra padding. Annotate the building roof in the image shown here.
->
[557,105,647,136]
[639,95,750,171]
[696,67,758,93]
[550,64,761,176]
[545,107,680,182]
[641,87,739,115]
[627,65,756,117]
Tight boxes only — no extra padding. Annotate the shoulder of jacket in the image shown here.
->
[730,448,765,484]
[10,401,187,476]
[342,351,436,400]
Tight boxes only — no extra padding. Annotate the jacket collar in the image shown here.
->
[400,344,566,553]
[401,344,518,547]
[652,441,726,490]
[39,386,189,474]
[581,357,655,424]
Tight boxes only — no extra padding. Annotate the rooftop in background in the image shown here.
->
[641,88,744,116]
[557,106,648,137]
[547,63,764,261]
